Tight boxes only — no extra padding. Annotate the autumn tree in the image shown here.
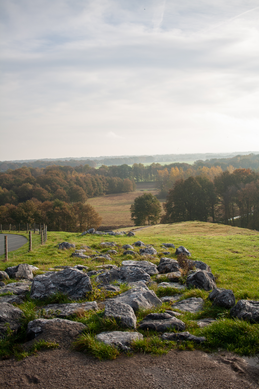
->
[130,193,162,226]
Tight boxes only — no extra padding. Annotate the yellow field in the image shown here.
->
[87,188,163,227]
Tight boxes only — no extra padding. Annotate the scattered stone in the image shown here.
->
[96,268,121,285]
[106,250,118,255]
[123,250,137,256]
[0,271,9,281]
[96,265,118,271]
[85,228,95,234]
[134,241,146,247]
[104,301,137,329]
[100,242,117,247]
[109,285,162,312]
[186,270,216,291]
[139,313,185,332]
[0,281,31,299]
[157,258,180,274]
[162,252,171,255]
[0,302,24,337]
[92,254,112,261]
[121,260,158,276]
[160,295,183,303]
[30,267,92,300]
[0,295,24,305]
[73,265,89,271]
[230,300,259,323]
[72,252,90,259]
[196,318,216,328]
[120,266,151,284]
[175,246,191,256]
[27,318,86,347]
[5,264,34,280]
[164,310,182,317]
[122,244,134,250]
[157,282,186,291]
[209,288,235,308]
[162,331,206,343]
[162,243,175,248]
[192,260,211,272]
[156,271,182,282]
[40,302,98,318]
[96,331,143,351]
[127,231,135,237]
[139,247,157,256]
[172,297,204,313]
[87,270,100,277]
[58,242,75,250]
[0,282,5,287]
[102,285,120,292]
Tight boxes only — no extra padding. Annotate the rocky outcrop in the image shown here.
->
[186,270,216,291]
[95,331,143,351]
[172,297,204,313]
[104,301,137,329]
[121,260,158,276]
[0,302,24,337]
[157,258,180,274]
[209,288,235,308]
[230,300,259,323]
[0,281,31,299]
[40,302,98,318]
[139,312,185,332]
[30,267,92,300]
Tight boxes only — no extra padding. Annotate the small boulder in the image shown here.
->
[121,260,158,276]
[122,244,134,250]
[40,302,98,318]
[139,313,185,332]
[134,241,146,247]
[157,282,186,291]
[104,301,137,329]
[0,271,9,281]
[127,231,135,237]
[0,281,31,299]
[162,243,175,248]
[192,260,211,272]
[162,331,206,343]
[157,258,180,274]
[96,331,143,351]
[230,300,259,323]
[139,247,157,256]
[100,242,117,247]
[209,288,235,308]
[172,297,204,313]
[109,286,162,312]
[120,266,151,283]
[0,302,24,337]
[5,264,34,280]
[196,318,216,328]
[186,270,216,291]
[156,271,182,282]
[58,242,75,250]
[123,250,137,256]
[175,246,191,256]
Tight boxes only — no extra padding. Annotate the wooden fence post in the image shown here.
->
[29,231,32,252]
[41,230,44,245]
[4,235,8,262]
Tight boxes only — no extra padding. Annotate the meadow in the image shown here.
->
[0,221,259,359]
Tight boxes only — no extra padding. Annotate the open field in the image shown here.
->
[87,187,163,227]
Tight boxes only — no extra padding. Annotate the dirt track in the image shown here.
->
[1,349,258,389]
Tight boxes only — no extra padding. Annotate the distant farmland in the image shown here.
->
[87,182,164,228]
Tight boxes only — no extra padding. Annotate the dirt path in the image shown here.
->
[1,349,258,389]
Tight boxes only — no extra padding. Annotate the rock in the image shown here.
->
[139,247,157,256]
[73,265,89,271]
[96,265,118,271]
[156,271,182,282]
[134,241,146,247]
[0,282,5,287]
[164,310,182,317]
[123,250,137,256]
[100,242,117,247]
[87,270,99,277]
[230,300,259,323]
[5,264,34,280]
[30,267,92,300]
[110,286,162,312]
[58,242,75,250]
[196,318,216,328]
[162,243,175,248]
[93,231,105,235]
[106,250,118,255]
[0,302,24,337]
[86,228,95,234]
[104,301,137,329]
[102,285,120,292]
[175,246,191,256]
[162,332,206,343]
[27,318,86,346]
[157,258,180,274]
[127,231,135,237]
[157,282,186,291]
[0,295,24,305]
[172,297,204,313]
[93,254,113,261]
[160,295,183,303]
[96,331,143,351]
[162,252,171,255]
[128,281,149,290]
[186,270,216,291]
[209,288,235,308]
[120,266,151,283]
[122,244,134,250]
[192,260,211,272]
[72,252,90,259]
[0,271,9,281]
[40,302,98,318]
[0,281,31,299]
[96,269,121,285]
[139,313,185,332]
[121,260,158,276]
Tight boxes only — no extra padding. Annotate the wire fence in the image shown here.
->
[0,224,47,262]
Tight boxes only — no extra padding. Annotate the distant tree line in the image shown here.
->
[161,169,259,231]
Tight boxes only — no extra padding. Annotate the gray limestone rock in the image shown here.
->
[139,247,157,256]
[192,260,211,272]
[0,281,31,299]
[72,253,90,259]
[122,244,134,250]
[172,297,204,313]
[209,288,235,309]
[0,271,9,281]
[134,241,146,247]
[186,270,216,291]
[156,271,182,282]
[40,302,98,318]
[162,331,206,343]
[196,318,216,328]
[157,258,180,274]
[96,268,121,285]
[30,267,92,300]
[121,260,158,276]
[139,313,185,332]
[104,300,137,328]
[127,231,135,237]
[100,242,117,247]
[106,250,118,255]
[109,286,162,312]
[157,282,186,291]
[102,285,120,292]
[230,300,259,323]
[160,295,183,303]
[0,302,24,337]
[58,242,75,250]
[162,243,175,248]
[175,246,191,256]
[5,264,34,280]
[123,250,137,256]
[73,265,89,271]
[0,295,24,305]
[95,331,143,351]
[120,266,151,284]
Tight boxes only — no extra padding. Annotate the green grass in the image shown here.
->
[0,221,258,360]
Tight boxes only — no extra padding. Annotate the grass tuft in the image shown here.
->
[73,333,120,360]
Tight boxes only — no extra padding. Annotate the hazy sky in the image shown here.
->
[1,0,259,161]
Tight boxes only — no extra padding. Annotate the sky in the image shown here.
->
[0,0,259,161]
